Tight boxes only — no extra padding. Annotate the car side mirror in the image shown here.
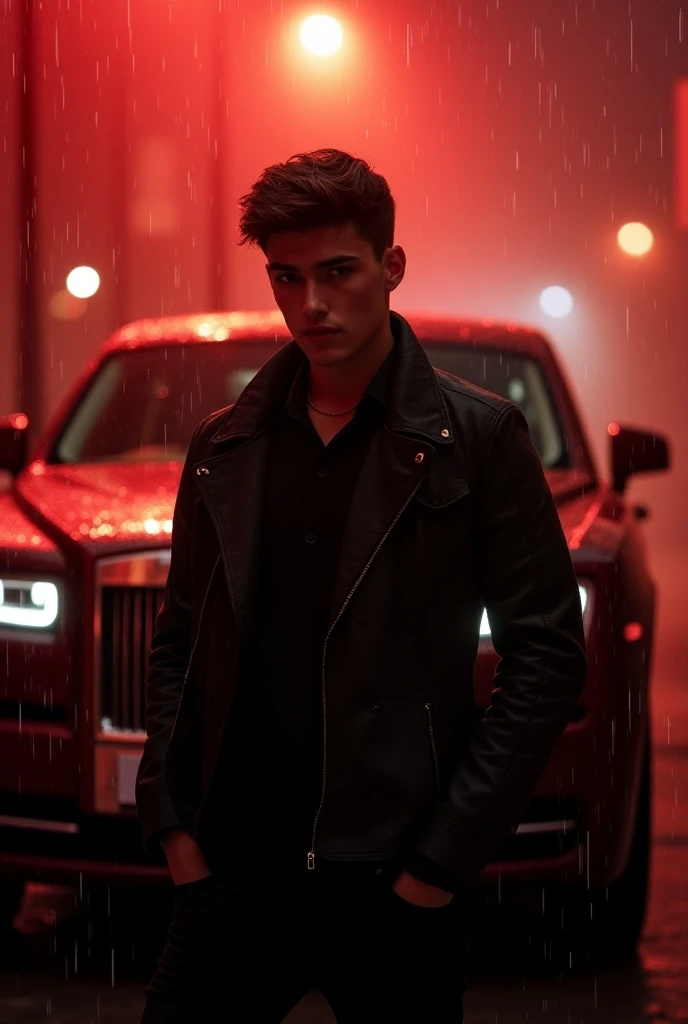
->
[0,414,30,475]
[610,424,670,494]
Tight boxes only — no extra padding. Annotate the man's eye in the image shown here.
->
[275,266,352,285]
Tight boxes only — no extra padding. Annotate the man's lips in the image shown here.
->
[302,328,342,341]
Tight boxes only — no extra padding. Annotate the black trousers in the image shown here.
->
[141,861,468,1023]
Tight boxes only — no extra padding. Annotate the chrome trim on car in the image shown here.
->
[0,814,80,834]
[96,550,171,588]
[515,818,578,835]
[93,550,171,742]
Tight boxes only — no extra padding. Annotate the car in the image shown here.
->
[0,309,670,957]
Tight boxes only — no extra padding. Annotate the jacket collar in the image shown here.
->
[210,311,454,447]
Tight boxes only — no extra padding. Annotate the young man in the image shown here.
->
[136,148,587,1023]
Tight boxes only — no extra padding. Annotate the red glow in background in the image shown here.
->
[0,0,685,667]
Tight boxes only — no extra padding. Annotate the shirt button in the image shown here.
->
[316,466,327,477]
[305,533,317,544]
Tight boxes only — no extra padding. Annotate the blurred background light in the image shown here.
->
[299,14,343,57]
[48,290,88,321]
[66,266,100,299]
[617,221,654,257]
[539,286,574,319]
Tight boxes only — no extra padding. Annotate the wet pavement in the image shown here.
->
[0,728,684,1024]
[0,559,686,1022]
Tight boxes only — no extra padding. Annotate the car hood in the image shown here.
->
[16,461,183,549]
[12,462,604,555]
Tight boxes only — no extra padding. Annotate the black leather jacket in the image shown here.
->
[135,311,587,886]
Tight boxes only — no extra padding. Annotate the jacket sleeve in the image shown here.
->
[135,424,202,857]
[411,404,588,886]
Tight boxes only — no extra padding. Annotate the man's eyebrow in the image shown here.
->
[266,255,361,272]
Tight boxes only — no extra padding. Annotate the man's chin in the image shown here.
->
[304,343,354,367]
[308,351,349,367]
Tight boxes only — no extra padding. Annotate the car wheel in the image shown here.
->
[554,725,651,964]
[590,723,651,957]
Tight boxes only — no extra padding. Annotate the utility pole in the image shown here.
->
[17,0,40,434]
[210,0,226,311]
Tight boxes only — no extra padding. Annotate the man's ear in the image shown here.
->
[384,245,406,292]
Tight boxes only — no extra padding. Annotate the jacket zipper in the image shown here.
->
[424,702,441,796]
[307,476,425,870]
[169,553,221,745]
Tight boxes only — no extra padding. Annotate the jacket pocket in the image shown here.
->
[424,702,441,796]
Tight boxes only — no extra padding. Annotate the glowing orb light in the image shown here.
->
[617,222,654,257]
[299,15,343,57]
[539,286,574,319]
[66,266,100,299]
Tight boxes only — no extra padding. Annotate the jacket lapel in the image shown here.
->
[193,433,270,631]
[325,313,456,625]
[192,339,305,626]
[328,427,435,627]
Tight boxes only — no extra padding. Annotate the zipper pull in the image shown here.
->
[307,851,315,870]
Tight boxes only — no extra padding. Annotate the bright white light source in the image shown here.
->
[66,266,100,299]
[0,579,59,629]
[299,14,343,57]
[539,286,574,319]
[480,585,588,638]
[617,222,653,257]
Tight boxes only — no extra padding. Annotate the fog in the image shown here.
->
[1,0,686,653]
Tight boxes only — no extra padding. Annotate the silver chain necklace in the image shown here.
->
[307,391,359,417]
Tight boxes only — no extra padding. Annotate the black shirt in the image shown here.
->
[215,337,454,892]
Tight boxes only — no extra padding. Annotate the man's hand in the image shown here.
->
[160,828,212,886]
[392,870,453,907]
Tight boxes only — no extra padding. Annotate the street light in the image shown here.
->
[299,14,343,57]
[617,222,654,257]
[66,266,100,299]
[539,286,574,319]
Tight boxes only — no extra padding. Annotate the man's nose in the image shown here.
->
[302,280,327,317]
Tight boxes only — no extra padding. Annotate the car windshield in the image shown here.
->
[53,339,569,468]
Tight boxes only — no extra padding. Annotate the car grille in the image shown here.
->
[100,586,164,732]
[95,552,170,737]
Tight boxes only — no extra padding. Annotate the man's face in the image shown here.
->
[265,222,405,367]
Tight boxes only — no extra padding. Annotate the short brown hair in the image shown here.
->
[237,148,395,260]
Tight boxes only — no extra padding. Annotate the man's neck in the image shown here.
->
[308,316,394,409]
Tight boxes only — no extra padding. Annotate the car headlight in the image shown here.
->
[0,579,60,629]
[479,583,589,638]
